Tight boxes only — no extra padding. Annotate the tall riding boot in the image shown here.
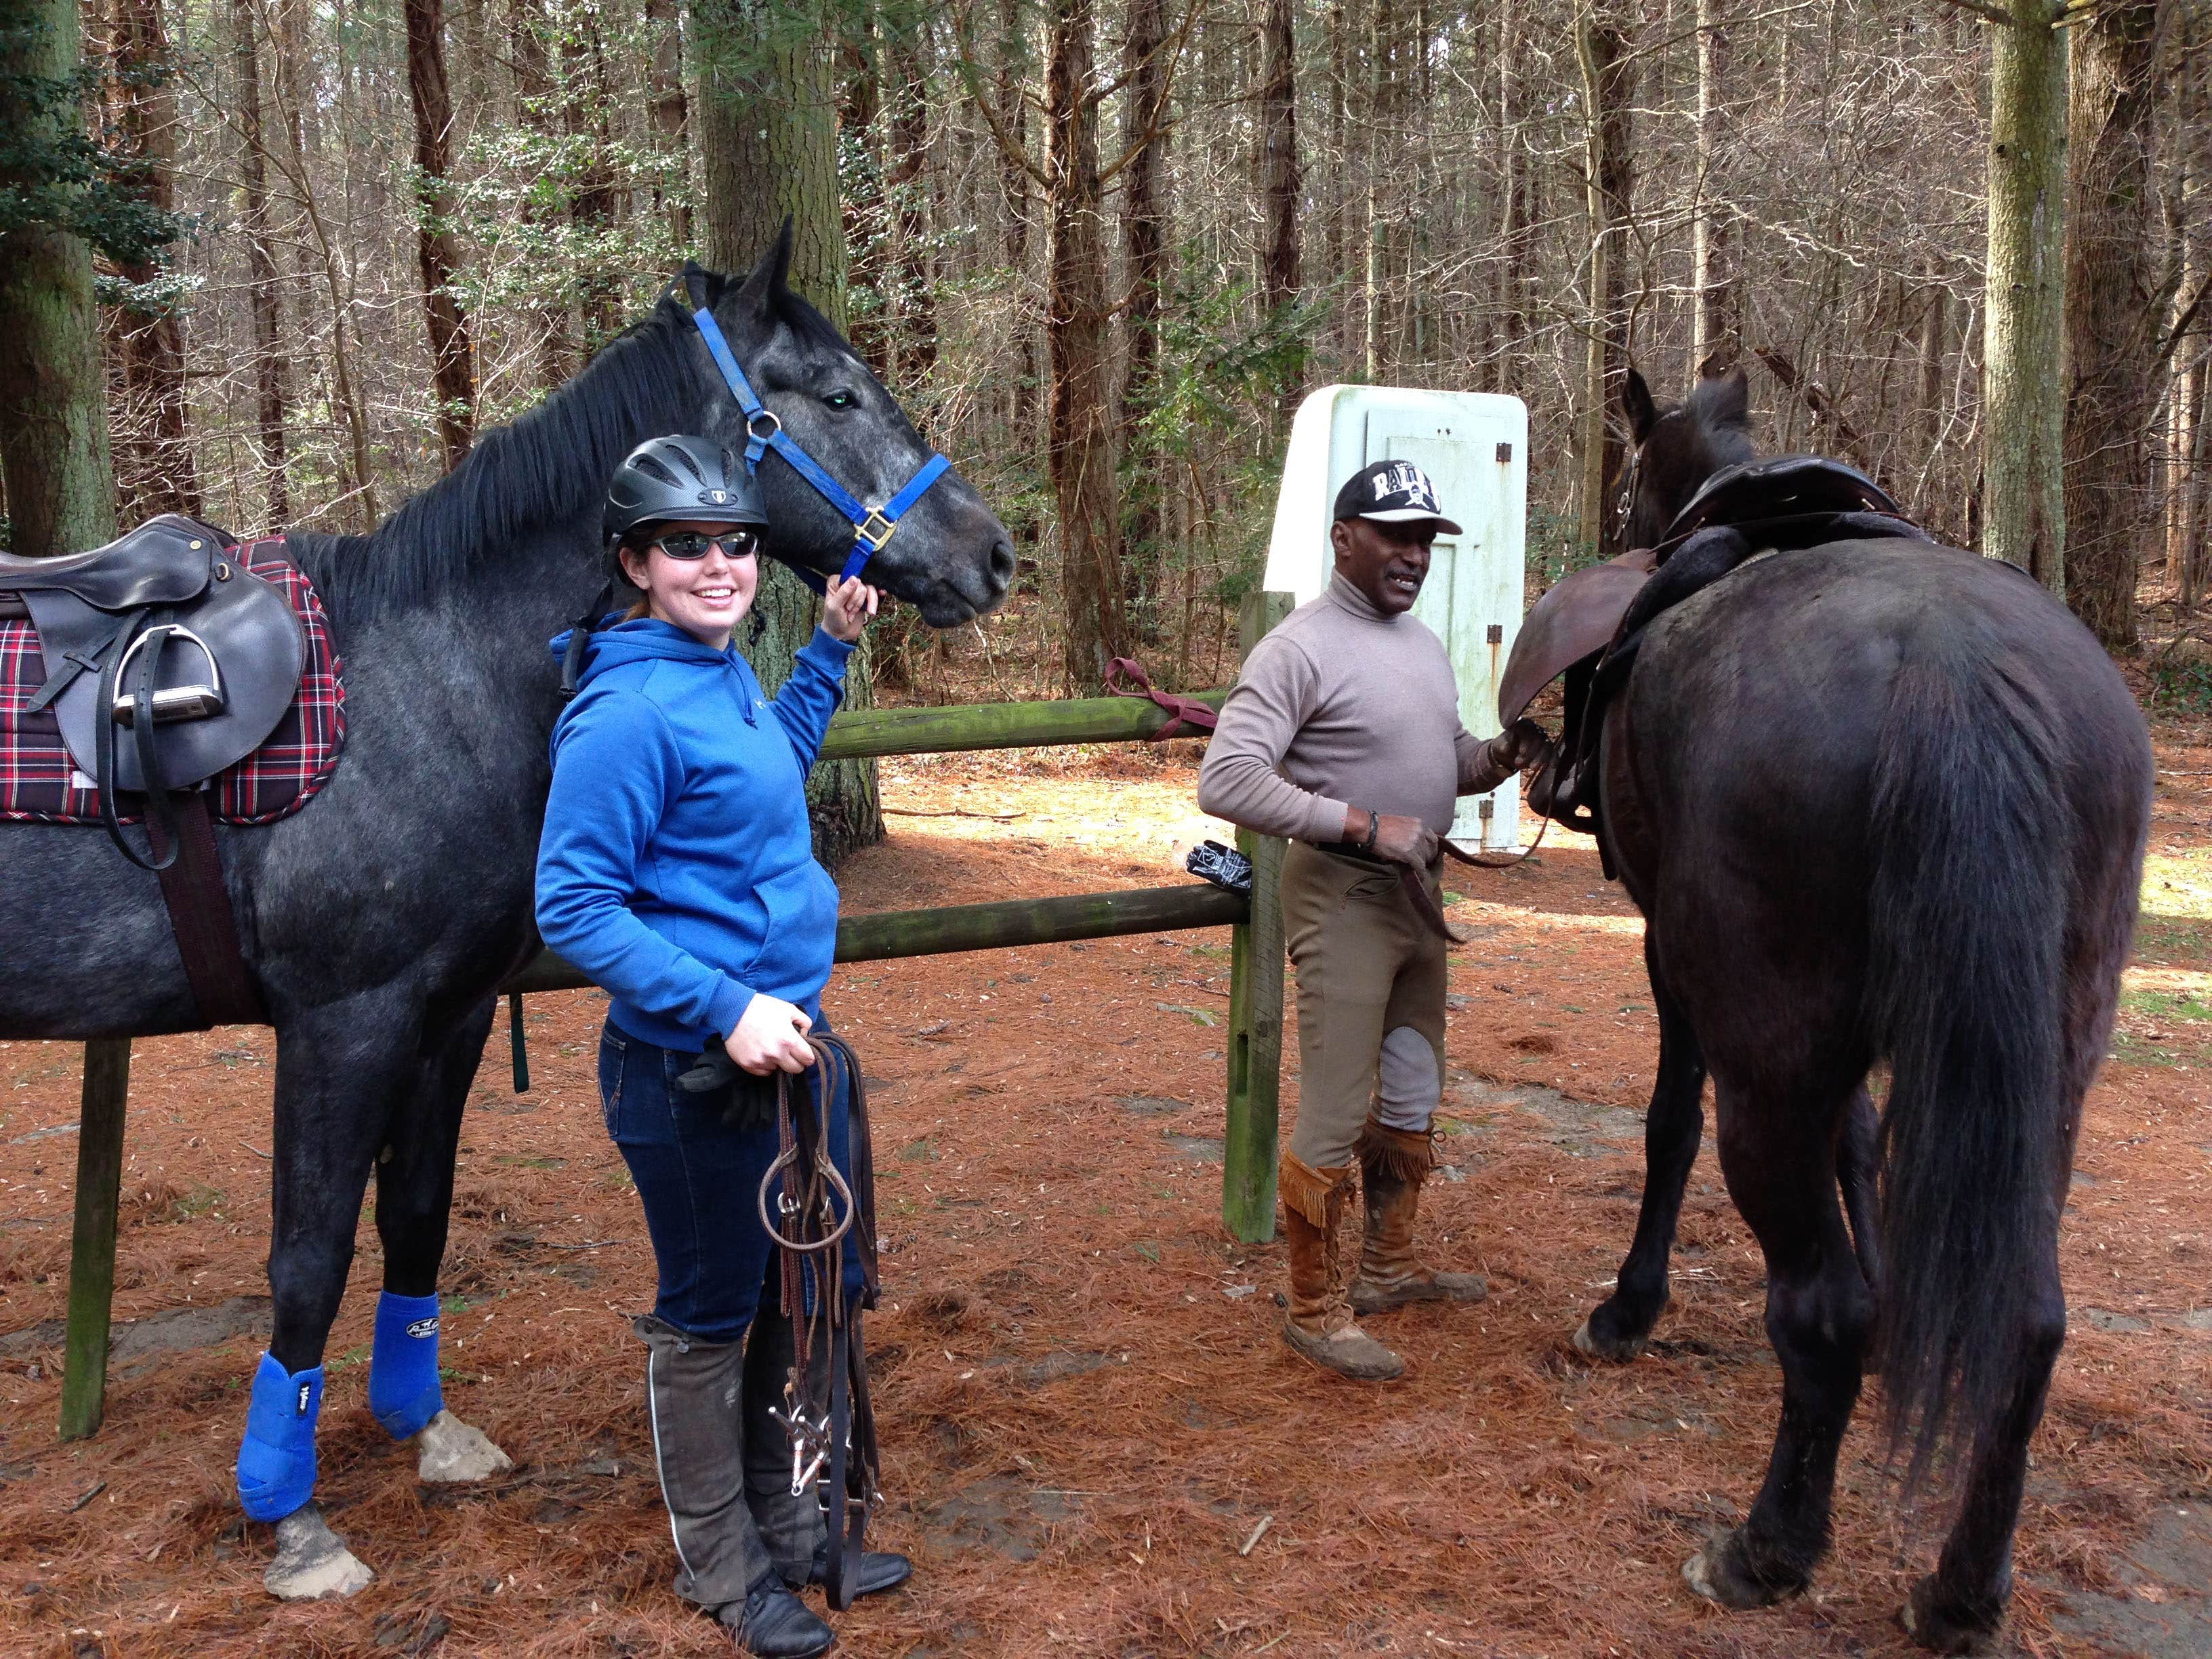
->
[634,1317,833,1658]
[1277,1152,1404,1380]
[1349,1122,1489,1315]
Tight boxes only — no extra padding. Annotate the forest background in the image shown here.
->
[0,0,2207,846]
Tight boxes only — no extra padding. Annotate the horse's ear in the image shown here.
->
[731,219,796,327]
[678,260,722,313]
[1623,367,1658,445]
[1701,365,1751,428]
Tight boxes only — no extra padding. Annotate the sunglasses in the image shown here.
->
[653,529,759,560]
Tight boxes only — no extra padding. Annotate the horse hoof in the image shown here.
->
[266,1502,375,1600]
[414,1408,514,1483]
[1681,1530,1799,1611]
[1900,1574,2005,1655]
[1572,1316,1647,1364]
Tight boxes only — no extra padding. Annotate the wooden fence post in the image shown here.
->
[1223,590,1292,1243]
[60,1038,130,1441]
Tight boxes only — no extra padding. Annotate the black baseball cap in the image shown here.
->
[1332,459,1463,535]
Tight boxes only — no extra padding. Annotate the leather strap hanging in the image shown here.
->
[757,1031,880,1612]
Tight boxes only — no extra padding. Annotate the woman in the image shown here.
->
[537,435,907,1658]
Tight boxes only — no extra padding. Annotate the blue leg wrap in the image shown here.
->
[236,1352,323,1522]
[368,1290,446,1441]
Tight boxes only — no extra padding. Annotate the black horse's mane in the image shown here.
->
[299,272,850,620]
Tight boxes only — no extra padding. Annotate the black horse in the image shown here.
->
[1552,367,2150,1652]
[0,232,1012,1597]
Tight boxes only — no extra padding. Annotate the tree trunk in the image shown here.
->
[695,0,848,316]
[1982,0,2069,592]
[2062,0,2161,651]
[1691,0,1734,372]
[1494,0,1528,393]
[104,0,199,523]
[644,0,691,245]
[510,0,574,388]
[1257,0,1301,417]
[231,0,288,524]
[997,0,1038,439]
[403,0,476,470]
[692,0,880,865]
[1577,0,1636,555]
[887,34,936,386]
[1120,0,1170,580]
[1043,0,1124,691]
[0,0,118,556]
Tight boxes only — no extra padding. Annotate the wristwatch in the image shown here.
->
[1360,809,1380,853]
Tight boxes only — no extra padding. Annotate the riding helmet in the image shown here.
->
[602,434,767,550]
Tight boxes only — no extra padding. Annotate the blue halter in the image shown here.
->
[691,304,953,595]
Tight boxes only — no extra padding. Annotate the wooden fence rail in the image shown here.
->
[52,603,1292,1442]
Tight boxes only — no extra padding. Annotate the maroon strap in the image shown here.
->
[1104,657,1219,739]
[150,792,267,1027]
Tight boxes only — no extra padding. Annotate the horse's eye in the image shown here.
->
[824,390,855,410]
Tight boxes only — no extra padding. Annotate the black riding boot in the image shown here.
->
[745,1298,914,1602]
[635,1316,833,1657]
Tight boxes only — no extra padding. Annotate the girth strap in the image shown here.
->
[78,605,265,1025]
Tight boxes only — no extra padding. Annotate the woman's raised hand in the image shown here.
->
[726,994,815,1075]
[822,575,880,642]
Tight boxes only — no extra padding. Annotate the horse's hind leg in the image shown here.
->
[370,992,515,1484]
[1683,1075,1874,1609]
[1900,1252,2066,1654]
[248,993,426,1599]
[1576,935,1706,1361]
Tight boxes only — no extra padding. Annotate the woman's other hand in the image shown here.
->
[726,994,815,1074]
[823,575,880,642]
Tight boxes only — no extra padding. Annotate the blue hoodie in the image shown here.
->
[535,616,855,1051]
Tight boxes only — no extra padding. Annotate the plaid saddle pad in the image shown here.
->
[0,534,346,825]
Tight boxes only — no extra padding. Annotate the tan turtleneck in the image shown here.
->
[1197,573,1491,842]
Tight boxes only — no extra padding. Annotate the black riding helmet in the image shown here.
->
[562,436,771,698]
[602,434,767,552]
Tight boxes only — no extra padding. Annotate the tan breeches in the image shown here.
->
[1279,842,1448,1172]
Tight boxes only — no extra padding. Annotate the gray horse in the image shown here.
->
[0,231,1011,1597]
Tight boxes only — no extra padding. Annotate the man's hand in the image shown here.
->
[1343,803,1437,867]
[1463,717,1553,794]
[1497,718,1550,771]
[726,994,815,1075]
[1372,813,1438,868]
[822,575,880,642]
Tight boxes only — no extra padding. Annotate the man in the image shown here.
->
[1197,459,1541,1380]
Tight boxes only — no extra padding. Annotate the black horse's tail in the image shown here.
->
[1866,651,2069,1493]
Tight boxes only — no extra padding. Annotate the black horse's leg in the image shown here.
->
[1902,1258,2066,1654]
[369,993,516,1483]
[1575,935,1707,1361]
[1837,1085,1881,1294]
[1683,1076,1875,1609]
[251,990,426,1599]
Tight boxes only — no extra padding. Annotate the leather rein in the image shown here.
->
[756,1031,880,1613]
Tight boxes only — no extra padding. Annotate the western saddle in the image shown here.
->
[1,514,306,1023]
[1496,455,1934,859]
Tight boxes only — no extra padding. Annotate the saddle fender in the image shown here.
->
[1496,548,1658,729]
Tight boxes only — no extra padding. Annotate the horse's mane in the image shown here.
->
[298,274,847,620]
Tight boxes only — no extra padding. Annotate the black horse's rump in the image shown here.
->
[1548,366,2150,1652]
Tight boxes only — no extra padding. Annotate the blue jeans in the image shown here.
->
[598,1019,865,1343]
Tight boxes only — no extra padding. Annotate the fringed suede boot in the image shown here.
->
[1349,1122,1489,1315]
[1277,1151,1404,1380]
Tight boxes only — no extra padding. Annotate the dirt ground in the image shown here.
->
[2,719,2210,1658]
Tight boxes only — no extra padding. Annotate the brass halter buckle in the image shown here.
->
[855,510,897,554]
